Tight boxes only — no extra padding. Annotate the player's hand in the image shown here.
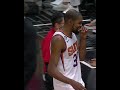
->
[79,26,88,39]
[70,80,87,90]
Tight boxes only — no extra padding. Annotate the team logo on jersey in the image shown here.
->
[68,41,78,56]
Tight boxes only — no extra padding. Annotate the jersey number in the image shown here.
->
[73,54,78,67]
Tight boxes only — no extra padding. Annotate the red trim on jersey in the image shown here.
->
[60,53,65,71]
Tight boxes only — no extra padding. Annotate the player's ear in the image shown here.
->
[68,19,73,25]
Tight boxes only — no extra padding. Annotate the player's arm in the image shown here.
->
[79,26,88,61]
[48,35,72,84]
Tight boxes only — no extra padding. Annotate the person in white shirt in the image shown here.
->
[48,9,88,90]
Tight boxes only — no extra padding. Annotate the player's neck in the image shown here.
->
[63,25,72,38]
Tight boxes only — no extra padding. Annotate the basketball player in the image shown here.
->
[48,9,88,90]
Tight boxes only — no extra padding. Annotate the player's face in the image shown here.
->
[72,17,83,34]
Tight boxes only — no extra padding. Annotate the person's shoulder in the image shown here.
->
[51,33,66,51]
[52,34,64,43]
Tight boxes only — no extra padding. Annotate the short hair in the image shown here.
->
[64,9,82,22]
[51,11,64,26]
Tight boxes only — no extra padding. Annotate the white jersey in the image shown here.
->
[52,32,85,90]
